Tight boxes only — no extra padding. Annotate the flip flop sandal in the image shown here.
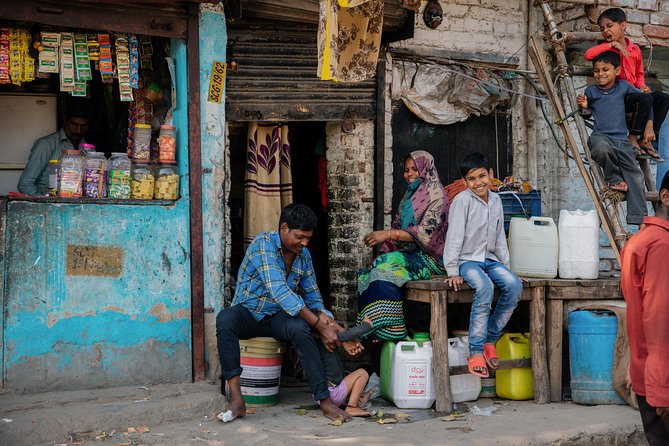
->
[609,181,629,193]
[483,344,500,370]
[633,146,652,160]
[640,145,664,162]
[467,355,489,378]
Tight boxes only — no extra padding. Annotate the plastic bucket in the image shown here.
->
[239,337,285,406]
[568,311,625,405]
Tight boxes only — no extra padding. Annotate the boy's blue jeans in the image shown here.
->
[459,259,523,355]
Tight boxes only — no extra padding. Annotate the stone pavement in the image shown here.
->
[0,382,647,446]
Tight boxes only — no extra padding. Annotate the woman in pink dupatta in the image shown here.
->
[357,150,449,340]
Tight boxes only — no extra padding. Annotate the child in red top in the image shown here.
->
[585,7,667,161]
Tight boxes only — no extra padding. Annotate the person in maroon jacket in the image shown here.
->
[621,171,669,445]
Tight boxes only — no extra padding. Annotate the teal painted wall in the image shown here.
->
[2,39,192,392]
[199,7,227,314]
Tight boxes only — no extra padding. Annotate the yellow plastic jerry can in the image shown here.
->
[495,333,534,400]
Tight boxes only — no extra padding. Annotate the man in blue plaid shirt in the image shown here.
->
[216,204,352,423]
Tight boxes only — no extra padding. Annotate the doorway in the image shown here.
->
[227,122,330,306]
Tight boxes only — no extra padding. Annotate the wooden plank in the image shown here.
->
[530,286,549,404]
[0,1,188,39]
[543,278,619,287]
[430,290,452,413]
[546,299,564,402]
[528,36,621,262]
[450,358,531,376]
[188,5,206,382]
[546,285,622,300]
[404,288,432,304]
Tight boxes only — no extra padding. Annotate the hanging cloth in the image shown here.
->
[243,123,293,247]
[318,0,384,83]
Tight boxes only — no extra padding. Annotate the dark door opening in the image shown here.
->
[227,122,330,307]
[390,100,512,212]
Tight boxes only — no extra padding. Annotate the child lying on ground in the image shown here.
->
[316,316,375,417]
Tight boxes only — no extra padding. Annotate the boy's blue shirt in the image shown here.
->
[585,79,641,141]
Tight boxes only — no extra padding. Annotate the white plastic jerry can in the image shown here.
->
[558,209,600,279]
[508,216,559,279]
[390,341,435,409]
[448,337,482,403]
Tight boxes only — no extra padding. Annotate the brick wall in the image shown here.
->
[551,0,669,46]
[325,121,376,323]
[393,0,529,61]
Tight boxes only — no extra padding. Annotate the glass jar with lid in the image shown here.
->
[130,160,154,199]
[158,125,176,161]
[58,149,84,198]
[154,161,179,200]
[84,152,108,198]
[107,152,132,199]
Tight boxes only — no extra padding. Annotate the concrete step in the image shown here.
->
[0,383,225,446]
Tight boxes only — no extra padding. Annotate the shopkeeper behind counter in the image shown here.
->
[17,97,91,196]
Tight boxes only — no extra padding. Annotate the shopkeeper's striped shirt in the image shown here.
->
[232,230,330,321]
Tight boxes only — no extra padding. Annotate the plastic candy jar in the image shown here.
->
[84,151,108,198]
[130,160,154,199]
[133,124,152,160]
[58,149,84,197]
[46,159,59,196]
[107,152,132,199]
[158,125,176,161]
[154,161,179,200]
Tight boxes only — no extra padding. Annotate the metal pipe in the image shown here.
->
[562,31,603,42]
[569,65,593,76]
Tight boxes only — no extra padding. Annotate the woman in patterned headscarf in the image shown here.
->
[355,150,449,342]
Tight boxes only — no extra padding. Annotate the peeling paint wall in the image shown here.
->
[2,40,191,393]
[197,3,228,382]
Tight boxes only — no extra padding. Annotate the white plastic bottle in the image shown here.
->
[448,337,482,402]
[390,341,435,409]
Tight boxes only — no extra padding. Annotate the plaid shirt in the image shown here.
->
[232,231,329,321]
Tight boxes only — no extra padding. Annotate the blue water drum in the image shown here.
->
[568,310,625,405]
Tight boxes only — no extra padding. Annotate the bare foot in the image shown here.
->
[345,405,371,417]
[221,395,246,422]
[342,340,364,357]
[357,389,374,407]
[319,397,352,422]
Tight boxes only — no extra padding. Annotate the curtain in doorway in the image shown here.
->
[318,0,384,82]
[244,123,293,246]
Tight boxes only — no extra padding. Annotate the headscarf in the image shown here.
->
[381,150,449,260]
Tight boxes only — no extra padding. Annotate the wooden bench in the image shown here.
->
[544,278,624,402]
[404,277,550,412]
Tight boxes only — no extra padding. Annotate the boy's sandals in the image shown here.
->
[632,146,652,160]
[483,343,500,370]
[467,355,489,378]
[609,181,629,193]
[638,144,664,162]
